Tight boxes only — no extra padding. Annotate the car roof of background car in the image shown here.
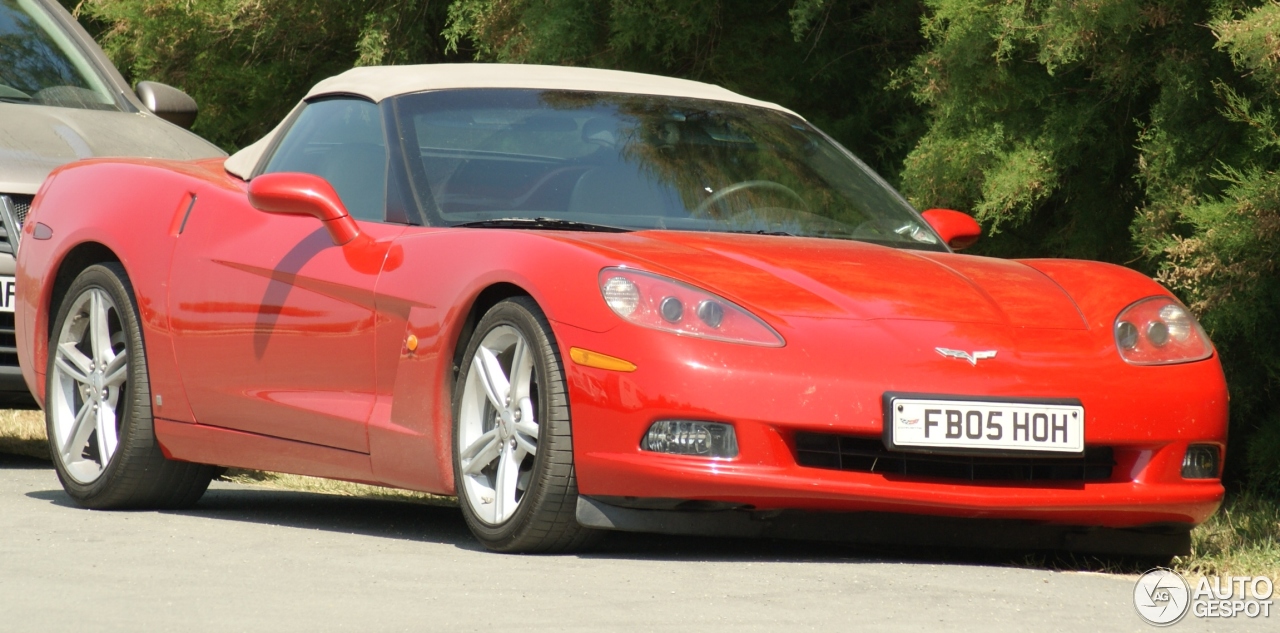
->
[223,63,798,180]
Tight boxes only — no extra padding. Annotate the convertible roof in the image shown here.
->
[224,63,796,180]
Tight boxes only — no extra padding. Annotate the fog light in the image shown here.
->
[642,420,738,458]
[1182,445,1220,479]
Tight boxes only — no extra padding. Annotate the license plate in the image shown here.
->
[885,394,1084,455]
[0,276,13,312]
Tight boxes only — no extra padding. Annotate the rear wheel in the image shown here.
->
[46,263,214,509]
[452,297,597,552]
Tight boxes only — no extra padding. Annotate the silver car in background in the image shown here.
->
[0,0,224,405]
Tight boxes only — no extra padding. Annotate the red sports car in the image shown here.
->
[15,64,1226,555]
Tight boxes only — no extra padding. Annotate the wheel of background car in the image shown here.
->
[46,263,215,509]
[693,179,808,217]
[452,296,598,552]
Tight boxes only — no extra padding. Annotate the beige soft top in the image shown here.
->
[223,63,797,179]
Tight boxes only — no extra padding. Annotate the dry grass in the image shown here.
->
[0,409,48,460]
[1,409,1275,575]
[0,408,450,506]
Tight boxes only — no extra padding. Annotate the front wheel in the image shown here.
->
[452,297,597,552]
[46,263,215,509]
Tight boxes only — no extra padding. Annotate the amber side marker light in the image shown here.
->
[569,347,637,372]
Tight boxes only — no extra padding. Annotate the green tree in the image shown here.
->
[69,0,454,150]
[443,0,929,179]
[1140,2,1280,492]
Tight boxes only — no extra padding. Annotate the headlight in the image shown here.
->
[598,267,784,346]
[1113,297,1212,365]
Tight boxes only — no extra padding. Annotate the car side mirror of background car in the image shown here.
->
[921,209,982,251]
[134,81,199,129]
[247,172,362,246]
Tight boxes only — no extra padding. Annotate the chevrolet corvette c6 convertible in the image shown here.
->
[15,65,1227,555]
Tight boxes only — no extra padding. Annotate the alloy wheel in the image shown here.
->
[48,287,128,483]
[456,325,540,525]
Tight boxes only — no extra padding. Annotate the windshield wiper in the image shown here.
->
[725,229,796,237]
[451,217,632,233]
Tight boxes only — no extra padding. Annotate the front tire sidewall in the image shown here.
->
[46,264,153,507]
[452,298,571,550]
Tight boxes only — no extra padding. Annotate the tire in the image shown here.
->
[45,263,214,509]
[452,297,598,552]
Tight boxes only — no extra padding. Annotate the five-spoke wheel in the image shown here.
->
[457,324,541,524]
[46,263,214,509]
[452,297,596,552]
[49,286,128,483]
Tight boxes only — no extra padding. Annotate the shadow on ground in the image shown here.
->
[0,452,50,470]
[6,451,1150,572]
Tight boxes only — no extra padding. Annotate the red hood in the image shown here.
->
[558,231,1087,329]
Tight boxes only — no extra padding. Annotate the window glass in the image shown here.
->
[394,89,943,250]
[262,98,388,222]
[0,0,117,110]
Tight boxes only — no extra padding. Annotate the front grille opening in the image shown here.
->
[794,432,1115,483]
[1,194,33,254]
[0,311,16,367]
[8,194,32,222]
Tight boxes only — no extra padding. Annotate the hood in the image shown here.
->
[563,231,1088,330]
[0,103,224,194]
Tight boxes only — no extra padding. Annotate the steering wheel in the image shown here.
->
[693,180,808,216]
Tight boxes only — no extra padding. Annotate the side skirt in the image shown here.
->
[155,418,375,484]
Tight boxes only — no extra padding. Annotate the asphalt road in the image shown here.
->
[0,453,1267,632]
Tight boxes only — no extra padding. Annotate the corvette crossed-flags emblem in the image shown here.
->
[935,347,998,366]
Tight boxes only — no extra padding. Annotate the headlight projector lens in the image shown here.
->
[697,300,724,328]
[660,296,683,323]
[1115,321,1138,349]
[1147,321,1170,347]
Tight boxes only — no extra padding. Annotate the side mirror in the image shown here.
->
[921,209,981,251]
[247,173,362,246]
[135,81,199,129]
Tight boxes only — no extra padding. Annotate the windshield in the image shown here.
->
[0,0,118,110]
[393,89,943,250]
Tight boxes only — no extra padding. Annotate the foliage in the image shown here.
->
[442,0,928,179]
[65,0,454,150]
[1177,489,1280,581]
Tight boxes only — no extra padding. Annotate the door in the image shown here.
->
[167,97,400,452]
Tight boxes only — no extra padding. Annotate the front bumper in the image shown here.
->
[0,249,34,407]
[575,496,1195,557]
[557,317,1228,530]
